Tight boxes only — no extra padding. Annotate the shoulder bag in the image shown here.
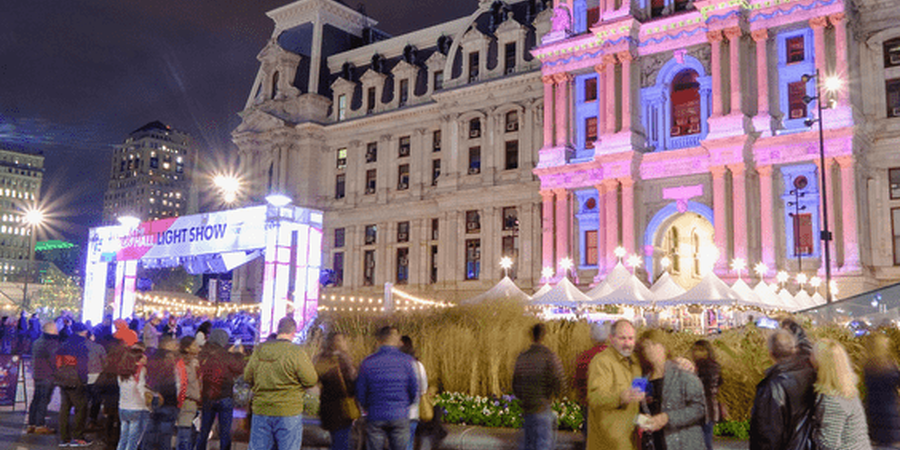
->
[335,356,361,421]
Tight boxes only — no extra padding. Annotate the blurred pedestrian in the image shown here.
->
[85,328,108,430]
[356,326,418,450]
[197,329,246,450]
[636,329,705,450]
[176,336,201,450]
[116,343,149,450]
[574,322,609,443]
[114,319,138,347]
[864,333,900,447]
[142,315,162,349]
[586,319,643,450]
[513,323,565,450]
[57,322,92,447]
[314,331,358,450]
[812,339,871,450]
[400,335,428,450]
[244,316,318,450]
[691,339,723,450]
[27,321,58,435]
[749,328,816,450]
[145,336,187,450]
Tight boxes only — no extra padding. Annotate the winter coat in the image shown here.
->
[315,351,358,431]
[198,342,245,401]
[750,355,817,450]
[695,358,722,423]
[243,339,318,417]
[31,332,58,382]
[586,346,642,450]
[653,361,707,450]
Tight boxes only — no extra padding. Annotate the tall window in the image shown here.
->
[333,253,344,287]
[584,77,597,102]
[466,210,481,233]
[469,118,481,138]
[786,36,805,64]
[886,79,900,118]
[399,136,411,157]
[585,230,598,266]
[506,111,518,132]
[651,0,665,17]
[336,148,347,169]
[893,208,900,265]
[468,147,481,174]
[364,224,377,245]
[397,164,410,190]
[335,174,346,199]
[363,250,375,286]
[271,72,280,99]
[788,81,808,119]
[430,245,438,283]
[334,228,345,248]
[691,231,700,276]
[466,239,481,280]
[585,117,598,148]
[396,248,409,284]
[399,79,409,106]
[668,227,680,273]
[398,221,410,242]
[889,168,900,199]
[504,42,516,74]
[777,29,815,132]
[431,218,439,240]
[432,159,441,186]
[793,213,814,255]
[367,87,376,113]
[433,71,444,91]
[366,142,377,163]
[671,70,701,137]
[505,141,518,170]
[433,130,442,152]
[502,236,518,279]
[884,38,900,68]
[337,94,347,121]
[469,52,480,82]
[502,207,518,231]
[365,169,377,194]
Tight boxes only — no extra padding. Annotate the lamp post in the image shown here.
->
[213,174,241,206]
[23,207,45,310]
[787,176,808,271]
[801,70,841,303]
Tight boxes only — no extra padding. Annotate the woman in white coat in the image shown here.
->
[401,335,428,450]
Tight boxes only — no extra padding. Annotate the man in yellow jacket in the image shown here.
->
[587,319,644,450]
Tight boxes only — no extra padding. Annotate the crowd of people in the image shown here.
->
[16,308,900,450]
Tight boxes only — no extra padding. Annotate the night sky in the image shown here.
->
[0,0,478,248]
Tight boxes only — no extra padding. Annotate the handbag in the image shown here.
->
[335,356,361,421]
[419,389,434,422]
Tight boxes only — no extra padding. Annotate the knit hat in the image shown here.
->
[72,322,88,334]
[209,329,230,348]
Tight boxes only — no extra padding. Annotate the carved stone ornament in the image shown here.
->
[686,45,711,74]
[551,6,572,33]
[640,52,670,87]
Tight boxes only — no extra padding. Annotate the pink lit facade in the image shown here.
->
[532,0,890,294]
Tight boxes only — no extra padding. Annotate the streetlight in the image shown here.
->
[559,258,574,277]
[265,193,292,207]
[118,215,141,229]
[614,246,626,262]
[214,174,241,205]
[776,270,790,289]
[499,256,513,278]
[22,206,45,310]
[731,258,746,280]
[801,69,842,303]
[541,267,554,282]
[754,263,769,281]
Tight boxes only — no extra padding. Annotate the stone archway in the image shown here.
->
[643,201,714,290]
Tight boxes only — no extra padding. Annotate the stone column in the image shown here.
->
[618,51,633,132]
[540,190,556,272]
[810,16,828,75]
[757,165,776,269]
[553,73,571,147]
[542,76,555,147]
[593,183,608,280]
[520,201,535,283]
[621,177,635,255]
[594,64,607,139]
[724,27,743,115]
[729,163,748,260]
[751,29,771,134]
[830,13,848,106]
[836,156,860,271]
[604,179,619,270]
[708,30,725,118]
[710,165,728,271]
[409,219,422,286]
[604,54,618,134]
[483,206,497,281]
[554,188,570,273]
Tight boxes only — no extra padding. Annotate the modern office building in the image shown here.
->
[102,121,199,224]
[0,148,43,261]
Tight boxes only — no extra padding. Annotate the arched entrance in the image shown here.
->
[644,202,715,290]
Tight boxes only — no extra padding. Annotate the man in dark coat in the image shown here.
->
[197,329,246,450]
[56,322,91,446]
[750,328,817,450]
[27,321,58,435]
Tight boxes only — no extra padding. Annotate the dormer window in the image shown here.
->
[399,79,409,106]
[504,43,516,74]
[271,71,280,99]
[337,95,347,121]
[434,71,444,90]
[367,87,376,113]
[469,52,480,82]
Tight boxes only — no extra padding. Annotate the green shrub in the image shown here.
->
[714,420,750,440]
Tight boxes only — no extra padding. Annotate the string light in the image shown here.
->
[390,287,453,308]
[541,267,554,281]
[754,263,769,279]
[796,273,808,285]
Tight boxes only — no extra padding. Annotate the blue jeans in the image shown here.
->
[330,426,351,450]
[407,420,419,450]
[521,408,557,450]
[117,409,148,450]
[177,425,195,450]
[702,421,715,450]
[249,413,304,450]
[197,397,234,450]
[366,418,410,450]
[28,379,54,426]
[145,405,179,450]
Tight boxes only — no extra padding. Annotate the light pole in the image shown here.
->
[23,207,45,310]
[801,70,841,303]
[787,176,808,271]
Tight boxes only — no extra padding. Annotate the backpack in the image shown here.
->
[54,354,82,388]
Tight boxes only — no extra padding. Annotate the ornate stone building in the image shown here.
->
[233,0,552,301]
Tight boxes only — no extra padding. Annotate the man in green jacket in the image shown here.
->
[244,316,318,450]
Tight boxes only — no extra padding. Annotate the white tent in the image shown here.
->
[657,272,751,306]
[794,290,816,310]
[753,281,786,310]
[650,271,687,300]
[532,277,591,308]
[586,263,632,299]
[532,283,552,299]
[811,292,826,306]
[778,288,797,311]
[461,276,531,304]
[589,276,657,306]
[731,279,764,307]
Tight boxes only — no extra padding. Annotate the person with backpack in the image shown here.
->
[197,329,246,450]
[145,336,187,450]
[56,322,92,447]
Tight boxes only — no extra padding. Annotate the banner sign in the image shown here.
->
[0,355,20,406]
[88,206,269,263]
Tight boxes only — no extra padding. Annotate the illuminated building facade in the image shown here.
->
[102,121,198,224]
[0,148,43,261]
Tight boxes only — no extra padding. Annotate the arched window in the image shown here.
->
[271,72,280,99]
[671,70,701,137]
[667,227,679,273]
[691,230,700,276]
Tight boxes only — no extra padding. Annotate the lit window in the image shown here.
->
[396,248,409,284]
[468,147,481,174]
[788,81,808,119]
[465,239,481,280]
[397,164,410,190]
[887,79,900,118]
[336,148,347,169]
[337,94,347,121]
[786,36,805,64]
[399,136,411,157]
[671,70,702,137]
[584,77,597,102]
